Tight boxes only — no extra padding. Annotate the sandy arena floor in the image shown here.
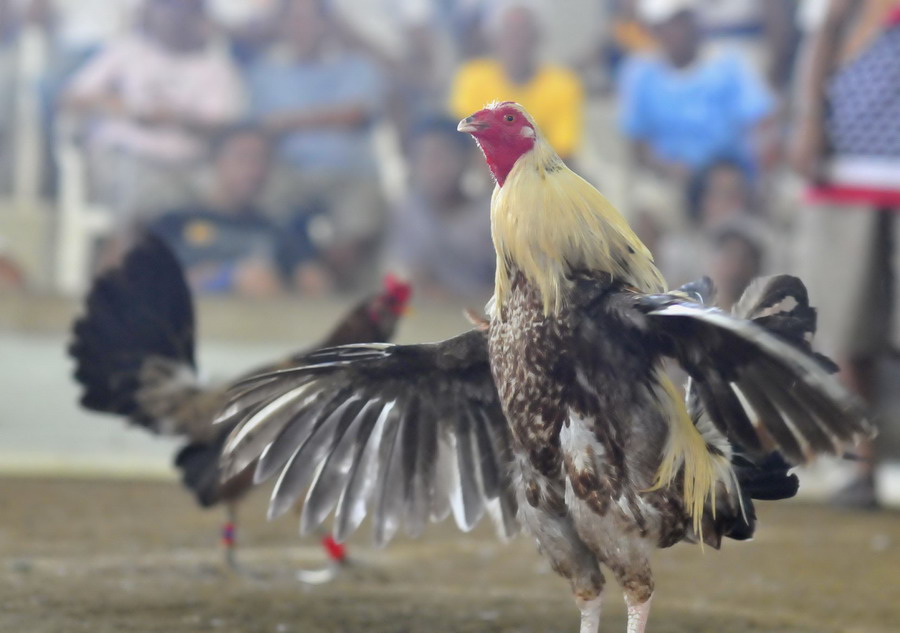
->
[1,477,898,633]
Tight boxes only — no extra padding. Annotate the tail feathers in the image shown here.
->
[174,419,259,508]
[731,274,838,372]
[732,274,810,320]
[731,450,800,501]
[69,233,197,432]
[174,430,229,507]
[691,275,820,544]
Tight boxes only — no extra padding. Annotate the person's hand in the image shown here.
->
[292,262,334,296]
[234,259,282,298]
[263,112,304,136]
[134,105,183,128]
[94,94,128,117]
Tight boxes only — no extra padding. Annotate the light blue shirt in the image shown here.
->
[618,52,773,173]
[246,51,384,174]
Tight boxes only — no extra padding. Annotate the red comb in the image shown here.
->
[383,273,412,305]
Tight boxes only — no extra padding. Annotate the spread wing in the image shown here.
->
[601,282,873,465]
[217,329,518,546]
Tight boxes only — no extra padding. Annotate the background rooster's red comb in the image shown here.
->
[383,273,412,305]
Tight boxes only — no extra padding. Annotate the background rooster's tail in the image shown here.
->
[69,233,201,435]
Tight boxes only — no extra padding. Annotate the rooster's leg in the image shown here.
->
[577,595,603,633]
[624,594,652,633]
[295,530,345,584]
[222,503,238,571]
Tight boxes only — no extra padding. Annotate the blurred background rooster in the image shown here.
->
[69,234,411,569]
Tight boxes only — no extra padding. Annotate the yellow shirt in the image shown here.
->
[449,59,585,157]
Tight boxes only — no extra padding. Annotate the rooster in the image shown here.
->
[217,103,872,633]
[69,233,411,569]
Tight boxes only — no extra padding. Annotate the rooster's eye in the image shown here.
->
[505,114,514,122]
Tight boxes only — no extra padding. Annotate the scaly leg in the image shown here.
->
[222,503,238,571]
[514,463,605,633]
[296,531,347,584]
[577,595,603,633]
[625,594,652,633]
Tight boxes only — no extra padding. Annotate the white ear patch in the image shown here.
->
[521,126,535,138]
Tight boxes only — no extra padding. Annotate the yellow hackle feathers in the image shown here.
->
[489,111,665,317]
[486,104,730,538]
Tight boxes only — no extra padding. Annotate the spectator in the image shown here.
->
[149,126,292,298]
[246,0,387,288]
[697,0,799,92]
[205,0,280,65]
[619,0,774,187]
[30,0,140,195]
[579,0,656,94]
[385,117,494,299]
[687,158,754,226]
[389,19,456,149]
[62,0,244,220]
[449,2,585,160]
[657,158,761,287]
[791,0,900,508]
[708,222,764,310]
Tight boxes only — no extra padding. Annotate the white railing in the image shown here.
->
[11,25,47,209]
[53,114,113,295]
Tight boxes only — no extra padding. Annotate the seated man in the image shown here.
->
[63,0,244,220]
[385,117,495,300]
[149,125,317,297]
[619,0,774,183]
[245,0,387,288]
[449,2,584,161]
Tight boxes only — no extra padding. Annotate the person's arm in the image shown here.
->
[136,60,246,136]
[61,43,128,117]
[262,104,371,135]
[263,56,383,135]
[629,139,691,183]
[729,53,778,172]
[790,0,859,180]
[762,0,799,91]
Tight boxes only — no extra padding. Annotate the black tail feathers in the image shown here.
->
[69,233,196,430]
[720,275,828,541]
[174,430,229,507]
[721,448,800,542]
[733,274,837,372]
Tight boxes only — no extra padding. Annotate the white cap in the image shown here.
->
[637,0,700,25]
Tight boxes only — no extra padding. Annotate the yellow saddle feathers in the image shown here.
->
[648,372,734,539]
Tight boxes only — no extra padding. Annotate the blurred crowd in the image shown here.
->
[0,0,793,300]
[0,0,888,298]
[1,0,900,500]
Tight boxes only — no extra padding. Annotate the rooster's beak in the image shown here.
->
[457,116,488,134]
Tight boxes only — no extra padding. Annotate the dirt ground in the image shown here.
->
[1,477,898,633]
